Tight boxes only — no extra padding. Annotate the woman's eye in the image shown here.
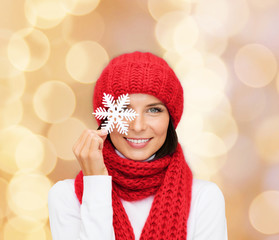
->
[148,107,162,113]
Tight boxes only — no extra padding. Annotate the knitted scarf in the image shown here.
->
[74,140,193,240]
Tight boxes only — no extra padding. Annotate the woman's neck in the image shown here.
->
[115,149,155,162]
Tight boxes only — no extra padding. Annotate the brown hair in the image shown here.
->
[154,118,178,159]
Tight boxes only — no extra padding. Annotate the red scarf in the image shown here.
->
[75,140,193,239]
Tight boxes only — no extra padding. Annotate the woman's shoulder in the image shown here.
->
[48,178,79,208]
[48,175,113,207]
[49,178,75,195]
[190,178,226,214]
[192,178,224,196]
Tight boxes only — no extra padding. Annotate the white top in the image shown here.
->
[48,176,228,240]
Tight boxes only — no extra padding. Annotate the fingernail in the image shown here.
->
[101,128,108,135]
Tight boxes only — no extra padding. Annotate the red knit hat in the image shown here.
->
[93,51,184,128]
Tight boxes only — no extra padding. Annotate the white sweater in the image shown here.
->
[48,176,228,240]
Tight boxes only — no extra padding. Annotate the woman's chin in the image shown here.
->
[120,150,154,161]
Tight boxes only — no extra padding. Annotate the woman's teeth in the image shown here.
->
[126,138,150,143]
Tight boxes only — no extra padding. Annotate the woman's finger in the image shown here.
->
[89,134,103,152]
[78,133,95,159]
[96,128,108,140]
[73,130,87,153]
[97,128,108,149]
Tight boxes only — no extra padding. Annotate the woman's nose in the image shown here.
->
[129,114,146,132]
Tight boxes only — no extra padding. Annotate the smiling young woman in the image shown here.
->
[48,52,228,240]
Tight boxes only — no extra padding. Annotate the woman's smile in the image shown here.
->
[124,137,152,149]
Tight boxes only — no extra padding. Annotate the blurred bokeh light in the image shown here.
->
[0,0,279,239]
[249,191,279,235]
[255,115,279,164]
[47,118,87,160]
[8,28,50,71]
[33,80,76,123]
[24,0,67,29]
[60,0,100,16]
[7,172,51,220]
[234,44,277,88]
[66,41,109,83]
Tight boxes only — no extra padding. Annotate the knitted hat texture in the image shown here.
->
[93,51,184,128]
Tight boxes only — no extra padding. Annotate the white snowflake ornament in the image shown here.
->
[93,93,138,135]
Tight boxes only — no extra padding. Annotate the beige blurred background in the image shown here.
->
[1,0,279,239]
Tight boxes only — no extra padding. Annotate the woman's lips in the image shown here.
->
[124,138,151,149]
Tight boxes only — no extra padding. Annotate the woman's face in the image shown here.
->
[110,94,170,161]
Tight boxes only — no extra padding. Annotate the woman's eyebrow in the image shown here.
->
[146,103,165,107]
[127,103,165,108]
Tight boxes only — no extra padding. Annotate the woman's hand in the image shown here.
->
[73,129,108,176]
